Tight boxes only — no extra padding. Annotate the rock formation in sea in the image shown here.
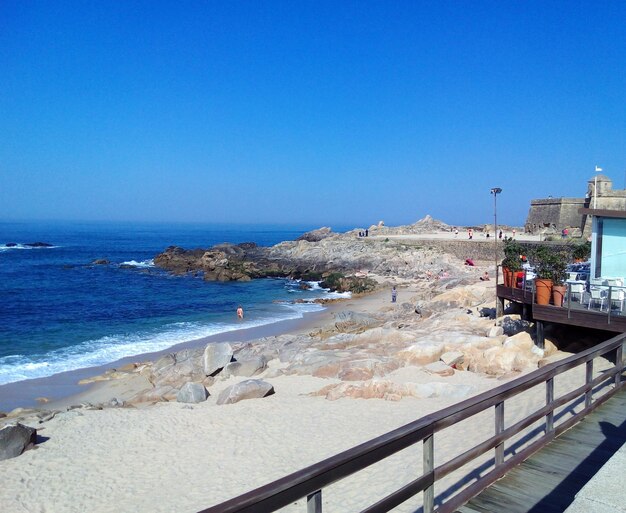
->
[152,216,459,290]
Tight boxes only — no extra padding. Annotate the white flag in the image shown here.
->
[595,165,603,172]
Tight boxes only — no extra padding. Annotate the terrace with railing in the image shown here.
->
[199,334,625,513]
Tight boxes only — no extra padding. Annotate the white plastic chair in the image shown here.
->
[588,287,607,311]
[608,287,625,313]
[569,282,585,302]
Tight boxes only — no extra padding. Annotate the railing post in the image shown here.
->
[546,378,554,433]
[616,343,623,388]
[307,490,322,513]
[423,434,434,513]
[585,360,593,408]
[608,286,612,324]
[495,401,504,465]
[566,284,572,319]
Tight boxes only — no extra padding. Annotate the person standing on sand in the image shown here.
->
[391,286,397,303]
[236,305,244,319]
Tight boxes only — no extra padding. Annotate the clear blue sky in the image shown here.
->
[1,1,625,228]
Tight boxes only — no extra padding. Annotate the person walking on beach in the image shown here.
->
[512,229,516,239]
[391,286,397,303]
[236,305,244,319]
[454,228,459,237]
[499,230,503,239]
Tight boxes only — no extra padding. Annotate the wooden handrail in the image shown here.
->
[198,333,626,513]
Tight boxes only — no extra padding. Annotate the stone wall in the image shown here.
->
[525,197,587,236]
[417,239,577,264]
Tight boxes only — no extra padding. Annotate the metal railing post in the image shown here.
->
[616,343,624,388]
[566,284,572,319]
[608,286,612,324]
[495,401,504,465]
[423,434,434,513]
[546,378,554,433]
[585,360,593,408]
[307,491,322,513]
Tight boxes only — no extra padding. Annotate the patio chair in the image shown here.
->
[569,282,585,302]
[587,287,607,311]
[608,287,625,314]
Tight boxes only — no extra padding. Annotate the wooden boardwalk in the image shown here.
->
[455,388,626,513]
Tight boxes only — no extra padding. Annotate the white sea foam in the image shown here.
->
[0,303,326,386]
[0,243,58,251]
[120,259,155,268]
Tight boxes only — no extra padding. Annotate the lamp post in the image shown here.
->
[491,187,502,317]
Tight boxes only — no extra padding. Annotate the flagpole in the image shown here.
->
[594,165,602,209]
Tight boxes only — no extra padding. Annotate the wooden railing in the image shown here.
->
[198,334,625,513]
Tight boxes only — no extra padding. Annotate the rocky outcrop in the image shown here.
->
[216,379,275,405]
[312,379,474,402]
[152,218,466,288]
[0,423,37,461]
[334,311,382,333]
[25,242,53,248]
[297,227,333,242]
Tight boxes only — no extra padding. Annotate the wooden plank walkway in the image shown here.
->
[455,388,626,513]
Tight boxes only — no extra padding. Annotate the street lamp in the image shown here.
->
[491,187,502,317]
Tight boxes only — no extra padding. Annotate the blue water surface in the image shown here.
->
[0,221,350,385]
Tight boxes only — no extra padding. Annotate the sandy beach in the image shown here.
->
[0,256,614,513]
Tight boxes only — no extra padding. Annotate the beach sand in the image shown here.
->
[0,277,613,513]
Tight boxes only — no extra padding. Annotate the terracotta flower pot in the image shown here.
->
[502,267,511,287]
[552,285,566,307]
[535,278,553,305]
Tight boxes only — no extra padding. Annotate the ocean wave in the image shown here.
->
[0,243,59,251]
[0,305,325,386]
[120,259,155,268]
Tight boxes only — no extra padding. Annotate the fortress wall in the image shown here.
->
[525,198,586,234]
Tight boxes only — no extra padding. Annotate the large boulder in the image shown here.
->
[216,379,274,405]
[0,423,37,461]
[203,342,234,376]
[176,382,209,403]
[501,317,531,336]
[397,341,444,366]
[223,356,268,378]
[440,351,464,366]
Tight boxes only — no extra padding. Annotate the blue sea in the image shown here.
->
[0,221,350,388]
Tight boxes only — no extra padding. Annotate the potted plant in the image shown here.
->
[550,250,569,306]
[571,241,591,263]
[502,239,523,287]
[533,246,555,305]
